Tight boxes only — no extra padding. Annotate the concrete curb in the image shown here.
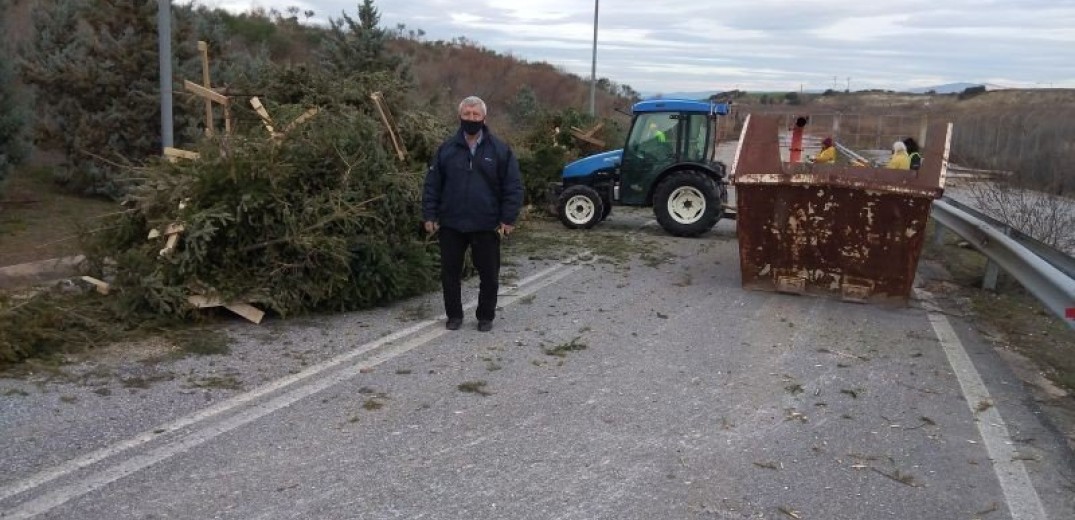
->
[0,255,84,290]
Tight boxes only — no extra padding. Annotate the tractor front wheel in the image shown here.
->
[557,185,605,229]
[653,171,722,237]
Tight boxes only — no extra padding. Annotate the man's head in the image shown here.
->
[822,137,833,148]
[458,96,487,136]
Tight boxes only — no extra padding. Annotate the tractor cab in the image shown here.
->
[555,99,732,236]
[619,100,730,205]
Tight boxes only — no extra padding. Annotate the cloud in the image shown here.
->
[195,0,1075,93]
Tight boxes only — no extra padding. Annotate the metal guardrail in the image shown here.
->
[931,198,1075,329]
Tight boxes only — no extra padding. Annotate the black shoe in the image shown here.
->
[477,320,493,332]
[446,318,462,330]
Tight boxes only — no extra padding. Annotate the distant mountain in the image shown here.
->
[644,83,1010,98]
[907,82,1007,94]
[642,91,716,100]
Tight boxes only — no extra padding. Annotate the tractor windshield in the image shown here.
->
[627,113,677,162]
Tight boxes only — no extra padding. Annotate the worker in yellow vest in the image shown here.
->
[812,137,836,164]
[886,141,911,170]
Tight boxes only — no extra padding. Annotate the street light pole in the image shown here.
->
[589,0,599,116]
[158,0,173,149]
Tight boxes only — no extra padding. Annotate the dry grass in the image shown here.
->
[922,226,1075,393]
[1,165,118,267]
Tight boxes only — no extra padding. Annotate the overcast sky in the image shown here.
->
[197,0,1075,94]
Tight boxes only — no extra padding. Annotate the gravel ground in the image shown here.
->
[2,207,1073,520]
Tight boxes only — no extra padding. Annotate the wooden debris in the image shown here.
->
[188,294,224,308]
[157,222,186,257]
[370,91,406,161]
[223,302,265,324]
[163,147,200,162]
[80,276,111,295]
[249,96,277,137]
[160,234,180,257]
[248,98,318,140]
[570,122,606,148]
[187,295,265,324]
[183,79,228,105]
[198,41,214,136]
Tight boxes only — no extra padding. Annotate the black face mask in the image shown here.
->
[460,119,484,136]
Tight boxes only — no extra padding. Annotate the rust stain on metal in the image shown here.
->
[732,114,951,305]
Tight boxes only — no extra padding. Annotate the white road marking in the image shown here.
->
[928,312,1048,520]
[1,259,583,518]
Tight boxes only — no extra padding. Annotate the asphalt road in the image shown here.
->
[1,209,1074,519]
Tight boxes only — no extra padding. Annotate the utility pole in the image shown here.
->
[846,77,851,92]
[589,0,599,116]
[158,0,173,148]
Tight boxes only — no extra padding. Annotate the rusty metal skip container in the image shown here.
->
[731,114,952,305]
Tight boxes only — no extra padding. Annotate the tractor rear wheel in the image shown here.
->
[557,185,604,229]
[653,171,722,237]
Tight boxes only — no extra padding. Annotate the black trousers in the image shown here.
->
[438,227,500,322]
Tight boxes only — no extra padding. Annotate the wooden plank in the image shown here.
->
[188,295,264,324]
[163,147,200,161]
[223,100,232,135]
[370,92,406,161]
[188,295,224,308]
[224,302,265,324]
[570,130,605,148]
[80,276,110,295]
[249,96,277,135]
[150,223,184,239]
[199,40,214,136]
[159,234,179,256]
[570,122,603,137]
[183,79,228,105]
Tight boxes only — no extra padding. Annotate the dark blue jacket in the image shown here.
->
[422,125,524,233]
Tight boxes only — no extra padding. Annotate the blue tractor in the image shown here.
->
[553,99,732,237]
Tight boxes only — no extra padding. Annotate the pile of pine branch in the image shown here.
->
[2,92,449,365]
[84,102,443,317]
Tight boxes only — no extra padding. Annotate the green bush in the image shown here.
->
[0,35,30,190]
[19,0,197,197]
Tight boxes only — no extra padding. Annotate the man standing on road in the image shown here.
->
[423,96,524,332]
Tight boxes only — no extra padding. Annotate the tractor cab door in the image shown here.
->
[619,112,680,205]
[682,111,713,165]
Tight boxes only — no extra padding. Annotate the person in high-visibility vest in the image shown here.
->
[886,140,911,170]
[812,137,836,164]
[903,137,922,170]
[646,122,667,143]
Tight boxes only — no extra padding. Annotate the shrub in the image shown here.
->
[0,29,30,191]
[19,0,196,197]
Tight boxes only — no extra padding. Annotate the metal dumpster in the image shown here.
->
[731,114,952,305]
